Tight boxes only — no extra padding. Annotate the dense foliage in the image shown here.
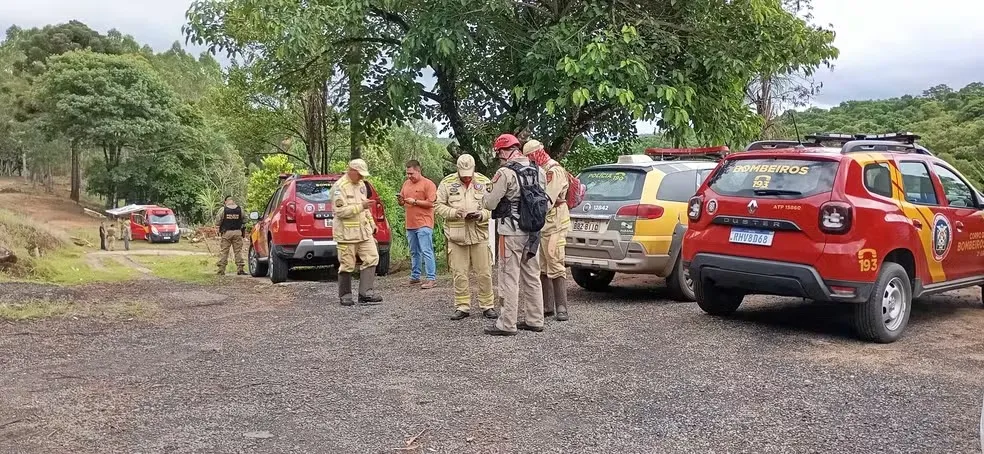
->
[783,83,984,187]
[184,0,837,175]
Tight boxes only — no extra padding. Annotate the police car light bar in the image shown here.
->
[644,146,730,161]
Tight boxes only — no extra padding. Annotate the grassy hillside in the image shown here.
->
[783,82,984,186]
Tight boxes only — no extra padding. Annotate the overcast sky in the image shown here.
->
[2,0,982,110]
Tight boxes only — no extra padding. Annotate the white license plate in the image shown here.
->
[728,227,774,246]
[572,220,602,232]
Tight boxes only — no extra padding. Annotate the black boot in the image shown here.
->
[553,277,569,321]
[541,274,555,317]
[358,267,382,305]
[338,272,355,306]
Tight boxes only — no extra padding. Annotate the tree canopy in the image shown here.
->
[184,0,838,174]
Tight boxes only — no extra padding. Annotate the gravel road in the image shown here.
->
[1,274,983,453]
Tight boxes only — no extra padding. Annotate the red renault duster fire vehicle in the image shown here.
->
[247,173,392,283]
[683,133,984,343]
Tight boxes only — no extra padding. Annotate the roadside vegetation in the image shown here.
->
[0,299,158,321]
[0,3,979,287]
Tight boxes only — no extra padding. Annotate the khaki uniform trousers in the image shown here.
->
[539,230,567,279]
[217,230,245,269]
[495,235,545,332]
[449,242,494,312]
[338,240,378,273]
[106,234,116,251]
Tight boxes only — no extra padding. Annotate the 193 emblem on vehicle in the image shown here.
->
[747,200,758,214]
[932,213,952,261]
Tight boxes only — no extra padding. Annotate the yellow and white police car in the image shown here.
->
[565,148,724,300]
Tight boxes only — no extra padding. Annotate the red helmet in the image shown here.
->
[493,134,520,150]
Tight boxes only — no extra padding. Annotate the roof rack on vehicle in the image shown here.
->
[841,140,933,155]
[643,146,729,161]
[805,132,922,145]
[278,173,297,180]
[745,140,823,151]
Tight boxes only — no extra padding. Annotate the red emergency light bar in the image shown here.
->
[644,146,730,161]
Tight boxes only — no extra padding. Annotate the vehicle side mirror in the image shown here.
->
[249,211,260,220]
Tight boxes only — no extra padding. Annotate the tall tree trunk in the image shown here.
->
[320,82,330,173]
[346,26,365,160]
[304,88,325,173]
[431,64,492,175]
[20,151,26,178]
[756,74,775,137]
[70,139,81,203]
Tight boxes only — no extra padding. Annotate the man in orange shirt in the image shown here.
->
[398,160,438,289]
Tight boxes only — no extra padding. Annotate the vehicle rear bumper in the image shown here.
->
[275,240,389,262]
[687,253,873,303]
[565,252,670,275]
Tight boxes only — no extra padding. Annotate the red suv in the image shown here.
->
[247,174,392,283]
[683,133,984,343]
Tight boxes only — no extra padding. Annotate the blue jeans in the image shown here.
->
[407,227,437,281]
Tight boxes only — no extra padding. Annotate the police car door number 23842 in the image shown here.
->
[729,227,774,246]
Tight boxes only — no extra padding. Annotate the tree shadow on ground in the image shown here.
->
[726,291,978,341]
[570,274,688,305]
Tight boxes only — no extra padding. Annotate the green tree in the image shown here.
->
[6,22,144,201]
[781,82,984,188]
[185,0,838,176]
[34,50,181,208]
[247,154,296,215]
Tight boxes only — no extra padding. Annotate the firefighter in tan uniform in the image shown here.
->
[523,140,572,321]
[331,159,382,306]
[105,222,118,251]
[435,154,499,321]
[482,134,547,336]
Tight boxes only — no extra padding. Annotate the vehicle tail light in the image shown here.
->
[819,201,852,234]
[285,201,297,223]
[687,196,703,221]
[616,204,664,220]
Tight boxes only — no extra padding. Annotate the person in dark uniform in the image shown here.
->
[214,195,247,275]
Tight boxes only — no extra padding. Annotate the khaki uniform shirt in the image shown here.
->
[331,176,375,243]
[543,159,572,235]
[483,156,547,236]
[436,173,492,246]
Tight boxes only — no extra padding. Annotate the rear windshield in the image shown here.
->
[708,158,839,198]
[295,180,333,203]
[579,169,646,201]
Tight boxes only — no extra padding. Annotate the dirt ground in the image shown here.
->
[0,177,102,233]
[1,177,983,452]
[2,272,984,453]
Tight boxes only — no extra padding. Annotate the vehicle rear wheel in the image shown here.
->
[376,249,390,276]
[269,241,289,284]
[853,262,911,343]
[571,267,615,292]
[666,255,696,302]
[695,279,744,316]
[248,245,268,278]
